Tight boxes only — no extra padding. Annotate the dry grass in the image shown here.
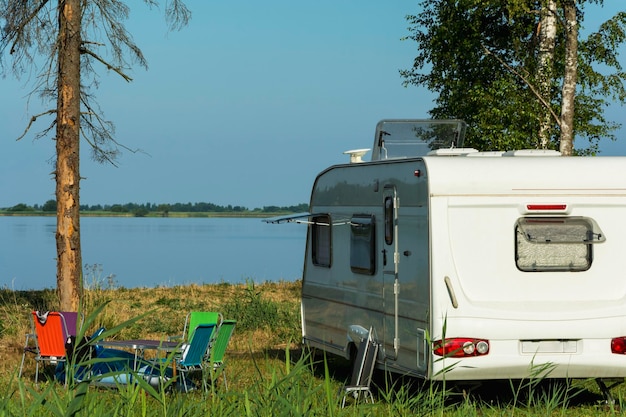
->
[0,280,304,386]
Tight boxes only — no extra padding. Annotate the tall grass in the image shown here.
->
[2,281,626,416]
[221,279,301,342]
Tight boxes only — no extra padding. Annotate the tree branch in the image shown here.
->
[80,46,133,82]
[4,0,51,54]
[16,109,56,141]
[482,44,562,128]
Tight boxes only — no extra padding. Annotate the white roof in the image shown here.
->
[423,155,626,196]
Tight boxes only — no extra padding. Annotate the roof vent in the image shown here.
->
[343,148,370,163]
[426,148,479,156]
[503,149,561,157]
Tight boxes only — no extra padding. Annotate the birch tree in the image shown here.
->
[402,0,626,154]
[559,0,578,155]
[537,0,557,148]
[0,0,190,310]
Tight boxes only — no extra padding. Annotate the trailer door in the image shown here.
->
[382,185,399,359]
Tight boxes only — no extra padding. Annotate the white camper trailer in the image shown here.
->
[269,119,626,394]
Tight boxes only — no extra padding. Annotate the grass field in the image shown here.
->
[1,279,626,416]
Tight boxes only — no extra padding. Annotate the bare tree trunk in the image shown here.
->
[537,0,557,148]
[56,0,82,311]
[559,0,578,156]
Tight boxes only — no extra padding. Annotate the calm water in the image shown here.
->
[0,216,306,290]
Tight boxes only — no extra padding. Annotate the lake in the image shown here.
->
[0,216,306,290]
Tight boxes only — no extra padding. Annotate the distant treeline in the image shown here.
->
[3,200,309,216]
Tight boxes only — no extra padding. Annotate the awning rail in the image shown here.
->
[263,212,350,226]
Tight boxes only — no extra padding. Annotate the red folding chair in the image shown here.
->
[19,311,78,383]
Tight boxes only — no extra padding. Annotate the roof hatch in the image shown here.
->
[371,119,467,160]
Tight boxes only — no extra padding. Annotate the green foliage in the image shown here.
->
[109,205,128,213]
[42,200,57,212]
[8,348,624,416]
[78,201,308,214]
[7,203,36,212]
[222,280,300,341]
[2,201,308,214]
[401,0,626,154]
[132,208,149,217]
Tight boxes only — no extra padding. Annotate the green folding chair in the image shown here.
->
[170,311,222,343]
[186,312,222,341]
[208,319,236,390]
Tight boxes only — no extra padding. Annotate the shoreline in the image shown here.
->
[0,211,290,218]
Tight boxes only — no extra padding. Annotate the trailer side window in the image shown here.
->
[312,215,331,267]
[515,217,605,272]
[384,196,394,245]
[350,215,376,275]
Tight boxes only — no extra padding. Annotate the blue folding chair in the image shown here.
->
[165,323,216,392]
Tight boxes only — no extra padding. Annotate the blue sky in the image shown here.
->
[1,1,624,210]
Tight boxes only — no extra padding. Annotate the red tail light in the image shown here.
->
[526,204,567,211]
[611,337,626,354]
[433,338,490,357]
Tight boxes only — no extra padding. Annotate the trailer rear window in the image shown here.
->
[515,217,605,272]
[351,215,376,275]
[311,215,331,267]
